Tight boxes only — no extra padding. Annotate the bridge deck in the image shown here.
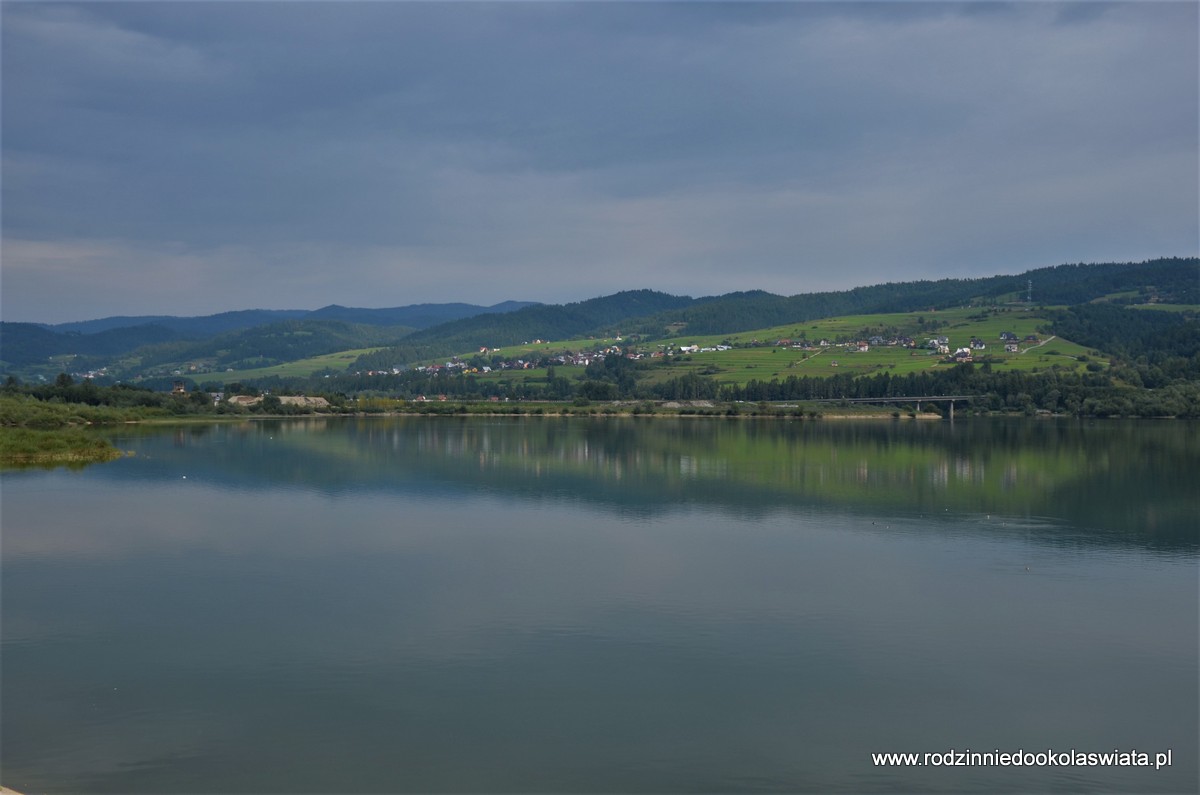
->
[812,396,972,403]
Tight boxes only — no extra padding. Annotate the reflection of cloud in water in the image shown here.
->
[5,421,1197,793]
[17,417,1200,552]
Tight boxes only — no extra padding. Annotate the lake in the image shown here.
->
[2,417,1196,793]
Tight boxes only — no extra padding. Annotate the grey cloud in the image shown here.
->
[1,2,1195,322]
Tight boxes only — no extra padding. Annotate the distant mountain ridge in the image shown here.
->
[403,290,696,348]
[1,301,538,374]
[42,301,540,337]
[3,258,1195,380]
[305,301,537,330]
[0,322,188,368]
[633,257,1200,337]
[131,319,416,373]
[46,310,309,337]
[345,289,701,374]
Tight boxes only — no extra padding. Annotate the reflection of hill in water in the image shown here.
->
[103,417,1199,553]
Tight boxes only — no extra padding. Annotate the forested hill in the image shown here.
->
[302,301,538,328]
[351,258,1198,371]
[0,319,414,376]
[3,300,539,377]
[0,322,187,368]
[49,309,310,337]
[348,290,697,373]
[1048,303,1200,377]
[1018,258,1198,304]
[403,290,696,348]
[632,257,1198,337]
[4,257,1195,380]
[125,319,413,372]
[44,300,539,337]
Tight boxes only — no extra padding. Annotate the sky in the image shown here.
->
[1,1,1197,324]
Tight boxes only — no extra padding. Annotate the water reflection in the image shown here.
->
[2,418,1196,793]
[93,417,1200,552]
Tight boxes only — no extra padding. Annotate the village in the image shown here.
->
[383,329,1045,378]
[59,328,1048,390]
[767,329,1040,363]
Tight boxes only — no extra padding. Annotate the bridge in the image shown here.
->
[813,395,974,419]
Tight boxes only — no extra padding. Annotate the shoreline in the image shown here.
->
[0,408,940,468]
[4,405,1180,468]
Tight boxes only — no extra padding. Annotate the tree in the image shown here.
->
[579,380,617,400]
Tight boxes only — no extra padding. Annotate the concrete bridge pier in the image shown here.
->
[916,398,955,419]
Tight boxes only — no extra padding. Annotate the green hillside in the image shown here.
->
[434,306,1095,390]
[349,258,1196,373]
[118,320,413,381]
[0,301,538,381]
[5,258,1197,419]
[630,256,1199,338]
[204,348,390,382]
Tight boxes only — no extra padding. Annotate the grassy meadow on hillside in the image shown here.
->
[206,348,388,382]
[1128,303,1200,313]
[445,307,1100,389]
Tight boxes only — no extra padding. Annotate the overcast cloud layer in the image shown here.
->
[2,1,1196,323]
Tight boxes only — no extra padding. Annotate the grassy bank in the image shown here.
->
[349,397,921,420]
[0,395,139,468]
[0,426,124,468]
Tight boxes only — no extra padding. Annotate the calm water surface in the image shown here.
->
[2,417,1196,793]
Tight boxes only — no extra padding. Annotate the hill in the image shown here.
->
[632,257,1199,337]
[119,319,417,378]
[350,290,697,372]
[350,258,1198,372]
[302,301,538,328]
[1,300,540,380]
[45,300,539,336]
[48,309,310,337]
[4,258,1195,388]
[406,290,694,346]
[0,322,186,368]
[5,257,1196,418]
